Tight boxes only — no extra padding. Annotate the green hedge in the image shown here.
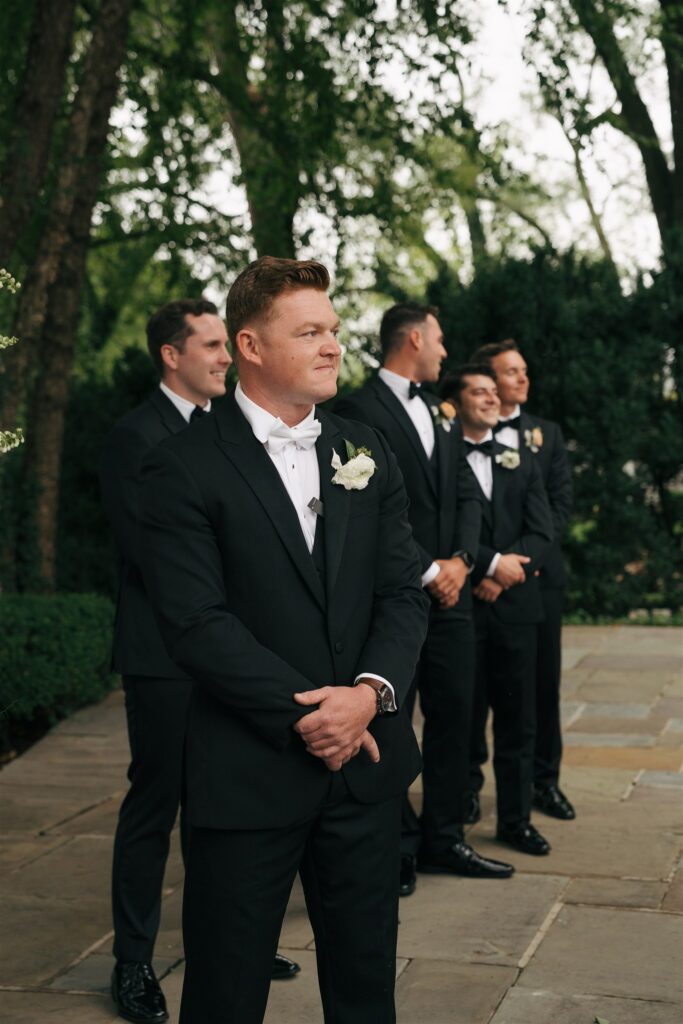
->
[0,593,116,748]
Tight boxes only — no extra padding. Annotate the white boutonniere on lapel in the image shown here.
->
[331,439,376,491]
[524,427,543,453]
[495,448,521,470]
[430,400,456,432]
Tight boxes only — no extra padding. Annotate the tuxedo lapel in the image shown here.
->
[150,388,190,435]
[374,379,437,497]
[214,395,326,610]
[315,410,350,601]
[491,441,512,531]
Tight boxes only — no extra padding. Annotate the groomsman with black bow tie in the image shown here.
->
[100,299,299,1024]
[138,258,429,1024]
[441,365,554,856]
[470,340,575,823]
[337,304,514,895]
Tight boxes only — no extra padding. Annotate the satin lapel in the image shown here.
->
[430,401,450,501]
[491,441,512,531]
[150,388,190,434]
[374,380,437,497]
[316,410,350,600]
[214,395,326,610]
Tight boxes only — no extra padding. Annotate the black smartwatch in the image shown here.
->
[452,549,474,570]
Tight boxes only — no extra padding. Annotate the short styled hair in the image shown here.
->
[225,256,330,342]
[440,363,496,405]
[146,298,219,375]
[469,338,519,365]
[379,302,439,358]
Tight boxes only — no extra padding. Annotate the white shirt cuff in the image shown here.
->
[353,674,397,711]
[421,561,441,586]
[486,552,501,578]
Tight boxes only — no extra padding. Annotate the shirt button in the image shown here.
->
[334,641,343,653]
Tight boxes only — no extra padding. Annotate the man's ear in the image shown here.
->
[235,327,262,366]
[160,343,180,372]
[407,326,422,353]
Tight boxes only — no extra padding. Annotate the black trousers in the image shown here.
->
[469,606,537,824]
[534,588,564,787]
[180,774,401,1024]
[112,675,192,962]
[401,613,475,855]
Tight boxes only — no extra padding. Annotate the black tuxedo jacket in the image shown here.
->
[138,392,429,830]
[335,378,481,618]
[517,411,572,590]
[468,435,554,624]
[99,389,191,679]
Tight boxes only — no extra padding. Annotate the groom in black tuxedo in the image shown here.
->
[139,257,429,1024]
[336,303,513,894]
[100,299,299,1024]
[442,365,554,857]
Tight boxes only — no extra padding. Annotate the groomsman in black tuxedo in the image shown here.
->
[471,340,575,821]
[100,299,299,1024]
[336,304,513,895]
[442,365,554,856]
[138,257,429,1024]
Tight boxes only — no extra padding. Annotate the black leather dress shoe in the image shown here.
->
[496,821,551,856]
[417,841,514,879]
[111,961,168,1023]
[533,784,576,820]
[400,854,417,896]
[464,792,481,824]
[271,953,300,980]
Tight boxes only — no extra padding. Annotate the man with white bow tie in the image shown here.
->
[139,257,429,1024]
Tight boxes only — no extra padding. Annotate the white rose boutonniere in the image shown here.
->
[524,427,544,453]
[495,448,521,470]
[331,439,376,491]
[430,400,456,432]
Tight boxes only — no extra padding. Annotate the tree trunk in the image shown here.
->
[16,0,133,589]
[0,0,78,268]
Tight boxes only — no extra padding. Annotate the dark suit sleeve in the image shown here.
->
[505,458,554,573]
[352,431,430,705]
[546,424,572,540]
[454,454,482,560]
[139,443,318,752]
[99,424,147,566]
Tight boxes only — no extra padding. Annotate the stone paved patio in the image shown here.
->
[1,626,681,1022]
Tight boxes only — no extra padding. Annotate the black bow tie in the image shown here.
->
[493,415,520,433]
[408,381,422,399]
[465,439,493,456]
[190,405,207,422]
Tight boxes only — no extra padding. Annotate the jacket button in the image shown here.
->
[334,641,343,653]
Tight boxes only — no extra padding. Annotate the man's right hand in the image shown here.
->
[494,553,530,588]
[321,730,378,772]
[292,686,380,769]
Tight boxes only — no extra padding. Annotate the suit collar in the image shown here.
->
[372,376,438,496]
[149,388,190,434]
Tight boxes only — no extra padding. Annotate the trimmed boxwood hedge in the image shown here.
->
[0,593,116,751]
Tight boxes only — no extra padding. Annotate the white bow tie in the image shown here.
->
[266,418,322,454]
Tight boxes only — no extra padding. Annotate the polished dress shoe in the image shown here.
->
[533,784,576,820]
[464,792,481,824]
[496,821,551,856]
[400,854,417,896]
[417,841,514,879]
[271,953,300,980]
[111,961,168,1023]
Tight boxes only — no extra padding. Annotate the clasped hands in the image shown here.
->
[293,683,379,772]
[473,553,531,603]
[426,555,469,609]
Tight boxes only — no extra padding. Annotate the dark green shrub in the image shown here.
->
[0,593,116,749]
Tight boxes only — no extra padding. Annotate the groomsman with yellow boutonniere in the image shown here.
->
[441,364,554,857]
[337,305,514,897]
[470,340,575,823]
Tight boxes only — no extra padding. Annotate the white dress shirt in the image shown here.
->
[464,429,500,578]
[495,403,521,450]
[160,382,211,424]
[235,383,320,553]
[379,368,440,586]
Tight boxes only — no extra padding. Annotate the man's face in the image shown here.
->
[162,313,231,404]
[415,314,448,383]
[239,288,341,410]
[490,349,529,407]
[456,374,500,433]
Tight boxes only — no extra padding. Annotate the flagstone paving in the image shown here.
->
[1,625,681,1022]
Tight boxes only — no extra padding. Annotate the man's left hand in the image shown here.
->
[426,557,468,608]
[293,685,379,765]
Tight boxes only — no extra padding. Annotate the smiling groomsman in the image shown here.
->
[100,299,299,1024]
[337,304,514,895]
[471,340,575,822]
[442,365,554,856]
